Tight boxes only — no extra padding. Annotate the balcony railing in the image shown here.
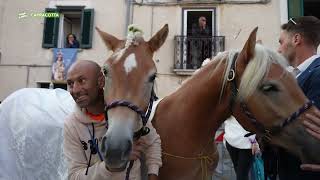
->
[174,36,225,72]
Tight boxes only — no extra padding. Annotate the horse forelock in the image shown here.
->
[112,48,127,61]
[218,44,288,103]
[103,41,157,102]
[125,32,145,48]
[237,44,288,101]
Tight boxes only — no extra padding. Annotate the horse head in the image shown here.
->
[95,24,168,170]
[230,27,320,163]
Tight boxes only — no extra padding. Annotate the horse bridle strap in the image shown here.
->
[104,88,157,139]
[241,100,314,137]
[227,52,239,112]
[270,100,313,135]
[227,52,315,138]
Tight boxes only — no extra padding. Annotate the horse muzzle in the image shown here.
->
[100,135,132,170]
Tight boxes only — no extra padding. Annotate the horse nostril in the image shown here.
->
[123,140,132,158]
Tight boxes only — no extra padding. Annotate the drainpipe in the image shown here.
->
[125,0,134,36]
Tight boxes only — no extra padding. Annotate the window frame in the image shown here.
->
[179,8,217,70]
[182,8,216,37]
[42,6,94,49]
[42,8,60,48]
[288,0,304,19]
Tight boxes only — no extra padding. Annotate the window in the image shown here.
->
[288,0,320,20]
[288,0,304,18]
[185,10,214,70]
[42,8,94,49]
[174,8,224,74]
[304,0,320,18]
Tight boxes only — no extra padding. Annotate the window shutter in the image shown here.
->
[42,8,59,48]
[288,0,304,19]
[80,9,94,49]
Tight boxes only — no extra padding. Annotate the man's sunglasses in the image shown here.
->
[289,18,297,25]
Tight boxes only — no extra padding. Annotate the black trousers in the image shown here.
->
[226,141,253,180]
[261,145,278,180]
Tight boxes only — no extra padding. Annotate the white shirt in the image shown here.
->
[224,116,255,149]
[296,54,320,77]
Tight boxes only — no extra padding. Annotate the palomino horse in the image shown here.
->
[96,25,320,180]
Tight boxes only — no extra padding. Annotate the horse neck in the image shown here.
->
[158,58,231,144]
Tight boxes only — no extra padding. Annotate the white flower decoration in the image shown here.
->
[125,24,144,47]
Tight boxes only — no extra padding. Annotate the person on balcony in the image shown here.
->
[191,16,210,69]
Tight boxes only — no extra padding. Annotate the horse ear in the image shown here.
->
[238,27,258,65]
[148,24,169,52]
[96,27,122,51]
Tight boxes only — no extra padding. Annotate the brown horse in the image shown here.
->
[96,25,320,180]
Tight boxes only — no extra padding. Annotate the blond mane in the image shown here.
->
[221,44,288,101]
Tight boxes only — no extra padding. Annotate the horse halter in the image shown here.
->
[104,87,157,139]
[104,88,157,180]
[227,52,314,139]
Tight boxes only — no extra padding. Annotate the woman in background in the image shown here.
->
[65,33,80,48]
[224,116,260,180]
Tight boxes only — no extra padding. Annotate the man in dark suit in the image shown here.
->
[190,16,210,69]
[277,16,320,180]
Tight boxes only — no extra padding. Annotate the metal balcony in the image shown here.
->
[174,36,225,73]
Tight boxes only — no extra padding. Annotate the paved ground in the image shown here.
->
[212,129,236,180]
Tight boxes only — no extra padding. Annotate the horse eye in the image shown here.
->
[261,84,278,92]
[148,74,156,82]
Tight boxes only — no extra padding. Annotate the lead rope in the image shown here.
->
[125,160,135,180]
[85,123,103,175]
[162,138,216,180]
[161,152,215,180]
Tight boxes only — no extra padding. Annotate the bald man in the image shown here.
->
[67,60,104,111]
[63,60,161,180]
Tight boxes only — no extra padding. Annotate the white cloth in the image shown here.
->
[147,99,162,123]
[0,88,75,180]
[223,116,255,149]
[296,54,320,77]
